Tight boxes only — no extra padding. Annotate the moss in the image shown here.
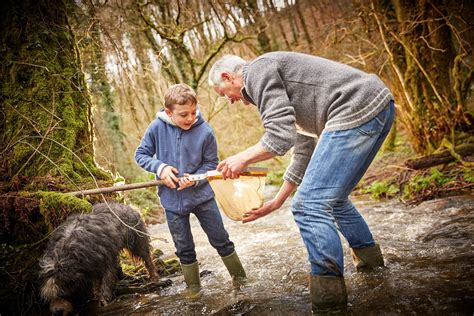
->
[120,248,180,278]
[1,190,93,244]
[0,0,112,184]
[37,191,92,231]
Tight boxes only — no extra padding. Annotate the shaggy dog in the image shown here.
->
[39,203,157,315]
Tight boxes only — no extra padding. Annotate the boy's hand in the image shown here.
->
[160,166,179,189]
[177,173,195,191]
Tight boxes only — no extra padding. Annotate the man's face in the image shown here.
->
[213,72,249,105]
[165,101,197,130]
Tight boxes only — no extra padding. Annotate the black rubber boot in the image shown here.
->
[351,243,384,271]
[310,274,347,314]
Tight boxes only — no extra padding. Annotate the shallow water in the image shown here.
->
[100,188,474,315]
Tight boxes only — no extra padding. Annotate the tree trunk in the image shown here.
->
[405,143,474,169]
[0,0,112,313]
[388,0,472,154]
[284,0,300,45]
[0,0,110,188]
[294,0,313,51]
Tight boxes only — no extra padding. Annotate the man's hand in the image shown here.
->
[217,143,274,179]
[242,199,281,223]
[177,173,195,191]
[160,166,179,189]
[217,153,248,179]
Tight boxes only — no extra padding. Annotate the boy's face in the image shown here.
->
[165,101,197,130]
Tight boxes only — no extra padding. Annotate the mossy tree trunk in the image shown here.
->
[0,0,111,189]
[375,0,473,154]
[0,1,112,312]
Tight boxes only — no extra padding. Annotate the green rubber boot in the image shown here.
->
[351,243,384,271]
[221,251,247,285]
[181,261,201,298]
[310,275,347,314]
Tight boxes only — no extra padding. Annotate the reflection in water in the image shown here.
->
[100,189,474,315]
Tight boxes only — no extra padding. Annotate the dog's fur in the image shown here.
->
[39,203,157,315]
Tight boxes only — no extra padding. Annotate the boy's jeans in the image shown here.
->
[165,198,235,264]
[292,100,395,276]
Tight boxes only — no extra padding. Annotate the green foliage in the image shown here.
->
[124,187,162,218]
[362,180,399,200]
[403,168,453,198]
[266,168,285,186]
[461,166,474,183]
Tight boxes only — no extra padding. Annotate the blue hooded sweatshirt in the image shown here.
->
[134,109,217,213]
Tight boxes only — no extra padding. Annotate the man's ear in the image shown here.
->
[220,72,232,82]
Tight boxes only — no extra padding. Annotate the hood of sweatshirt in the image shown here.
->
[156,107,203,128]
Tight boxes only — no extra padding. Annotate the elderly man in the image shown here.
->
[208,52,395,312]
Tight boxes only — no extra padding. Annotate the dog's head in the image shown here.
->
[39,255,91,315]
[49,297,74,316]
[39,277,74,315]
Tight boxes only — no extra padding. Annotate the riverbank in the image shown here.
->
[354,147,474,205]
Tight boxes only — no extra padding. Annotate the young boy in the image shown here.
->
[135,83,246,296]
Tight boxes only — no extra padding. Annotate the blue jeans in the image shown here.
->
[165,198,235,264]
[291,101,395,276]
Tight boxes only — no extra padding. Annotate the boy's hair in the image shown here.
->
[164,83,197,109]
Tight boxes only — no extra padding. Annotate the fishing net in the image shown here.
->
[209,173,266,221]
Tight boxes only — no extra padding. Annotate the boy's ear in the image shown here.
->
[164,108,173,117]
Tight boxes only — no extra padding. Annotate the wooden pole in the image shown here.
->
[67,167,269,197]
[68,180,164,197]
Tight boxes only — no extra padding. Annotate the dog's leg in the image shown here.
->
[143,253,158,280]
[99,266,120,305]
[93,280,107,307]
[133,243,158,280]
[128,223,159,280]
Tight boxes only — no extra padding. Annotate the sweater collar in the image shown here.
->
[242,63,249,82]
[240,63,256,105]
[240,87,255,105]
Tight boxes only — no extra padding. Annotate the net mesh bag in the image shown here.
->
[209,175,266,221]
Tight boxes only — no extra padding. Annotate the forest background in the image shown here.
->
[82,0,474,213]
[0,0,473,313]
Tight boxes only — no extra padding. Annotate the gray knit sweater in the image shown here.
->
[241,51,393,185]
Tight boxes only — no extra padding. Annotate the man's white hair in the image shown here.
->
[208,54,247,86]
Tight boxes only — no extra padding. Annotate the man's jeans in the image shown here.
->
[165,198,235,264]
[292,101,395,276]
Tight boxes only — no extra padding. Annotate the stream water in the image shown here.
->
[100,188,474,315]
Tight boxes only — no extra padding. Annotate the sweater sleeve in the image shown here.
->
[246,58,296,156]
[283,132,317,185]
[191,127,218,187]
[134,123,167,176]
